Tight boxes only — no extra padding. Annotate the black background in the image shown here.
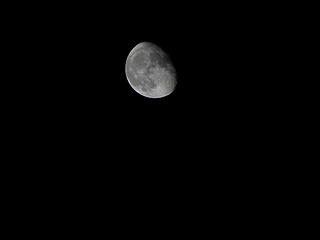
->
[12,1,283,157]
[7,1,290,179]
[4,1,296,229]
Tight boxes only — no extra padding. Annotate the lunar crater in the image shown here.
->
[125,42,177,98]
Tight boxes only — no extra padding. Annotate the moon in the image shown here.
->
[125,42,177,98]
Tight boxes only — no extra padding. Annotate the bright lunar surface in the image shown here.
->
[125,42,177,98]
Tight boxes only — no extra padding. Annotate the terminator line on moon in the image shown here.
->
[125,42,177,98]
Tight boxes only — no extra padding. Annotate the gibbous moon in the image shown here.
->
[125,42,177,98]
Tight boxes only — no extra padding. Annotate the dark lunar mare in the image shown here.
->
[128,51,157,90]
[132,52,147,70]
[127,48,173,92]
[127,66,156,91]
[149,52,168,69]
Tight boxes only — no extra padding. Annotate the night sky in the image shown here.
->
[7,1,287,215]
